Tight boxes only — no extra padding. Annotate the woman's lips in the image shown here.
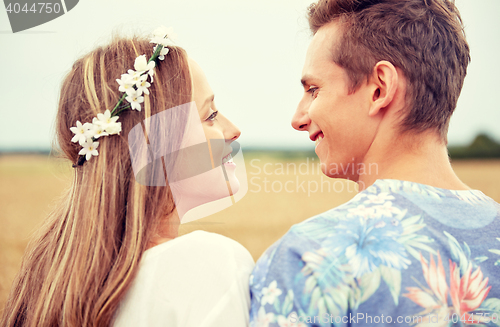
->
[222,153,236,167]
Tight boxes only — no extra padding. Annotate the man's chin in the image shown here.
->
[319,157,359,181]
[318,156,340,178]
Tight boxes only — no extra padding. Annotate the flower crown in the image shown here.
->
[70,26,176,167]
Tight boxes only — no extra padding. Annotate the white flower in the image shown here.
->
[126,93,144,111]
[159,47,169,60]
[373,201,402,217]
[70,121,94,145]
[105,121,122,135]
[135,75,151,95]
[347,204,378,219]
[150,36,169,47]
[150,26,177,46]
[78,139,99,161]
[126,69,144,84]
[363,192,395,204]
[277,313,307,327]
[93,109,119,130]
[261,280,282,305]
[116,73,135,95]
[91,123,108,139]
[153,26,170,39]
[148,68,155,83]
[154,44,170,60]
[134,55,155,73]
[256,307,275,327]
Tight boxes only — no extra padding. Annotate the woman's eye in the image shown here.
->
[307,87,319,97]
[206,110,218,121]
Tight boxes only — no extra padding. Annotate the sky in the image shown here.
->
[0,0,499,151]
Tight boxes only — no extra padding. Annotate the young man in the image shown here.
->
[250,0,500,326]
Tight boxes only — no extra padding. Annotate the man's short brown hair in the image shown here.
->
[308,0,470,142]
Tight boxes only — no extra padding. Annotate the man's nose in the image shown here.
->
[291,101,310,131]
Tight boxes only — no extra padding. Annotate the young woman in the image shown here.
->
[1,29,254,327]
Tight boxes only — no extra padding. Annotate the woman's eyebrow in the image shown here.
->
[203,94,215,109]
[301,74,317,88]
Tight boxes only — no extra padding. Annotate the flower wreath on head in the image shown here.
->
[70,26,176,167]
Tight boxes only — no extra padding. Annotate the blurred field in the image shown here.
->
[1,154,500,312]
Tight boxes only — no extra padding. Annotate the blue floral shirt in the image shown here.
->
[250,179,500,327]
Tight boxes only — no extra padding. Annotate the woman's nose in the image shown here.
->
[221,114,241,141]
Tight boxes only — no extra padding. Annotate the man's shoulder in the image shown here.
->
[287,187,398,238]
[255,191,370,261]
[257,177,500,266]
[250,179,500,325]
[289,177,500,235]
[264,179,436,258]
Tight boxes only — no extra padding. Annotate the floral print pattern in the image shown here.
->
[250,180,500,326]
[404,252,493,325]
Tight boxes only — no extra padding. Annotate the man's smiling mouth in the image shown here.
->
[310,130,324,147]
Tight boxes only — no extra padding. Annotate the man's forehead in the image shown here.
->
[302,22,340,81]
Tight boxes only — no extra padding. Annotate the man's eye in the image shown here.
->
[206,110,218,121]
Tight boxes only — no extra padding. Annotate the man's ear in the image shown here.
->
[368,61,398,117]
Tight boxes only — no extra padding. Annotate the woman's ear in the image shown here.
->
[368,60,398,117]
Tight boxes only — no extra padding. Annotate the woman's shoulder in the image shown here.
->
[133,230,254,300]
[143,230,254,272]
[114,231,254,327]
[176,230,249,249]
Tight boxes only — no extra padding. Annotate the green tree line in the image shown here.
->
[448,133,500,159]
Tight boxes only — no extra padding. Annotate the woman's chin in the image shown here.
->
[227,178,240,196]
[174,167,240,210]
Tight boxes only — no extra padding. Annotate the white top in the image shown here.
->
[113,231,255,327]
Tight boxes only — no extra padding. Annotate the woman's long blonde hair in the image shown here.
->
[1,36,192,326]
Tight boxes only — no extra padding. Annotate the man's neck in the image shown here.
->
[358,129,470,191]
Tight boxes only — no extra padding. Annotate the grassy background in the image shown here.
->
[1,154,499,311]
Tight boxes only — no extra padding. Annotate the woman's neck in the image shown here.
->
[146,210,181,249]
